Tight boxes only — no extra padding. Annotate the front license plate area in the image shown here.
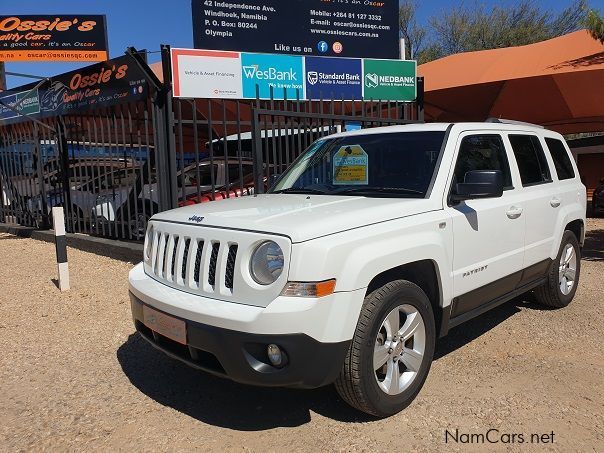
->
[143,305,187,345]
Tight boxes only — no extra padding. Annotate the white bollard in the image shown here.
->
[52,207,70,292]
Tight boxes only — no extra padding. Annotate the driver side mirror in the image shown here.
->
[451,170,504,203]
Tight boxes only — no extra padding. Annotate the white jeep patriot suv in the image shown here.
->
[129,121,586,417]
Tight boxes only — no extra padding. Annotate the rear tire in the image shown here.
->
[534,231,581,308]
[335,280,436,417]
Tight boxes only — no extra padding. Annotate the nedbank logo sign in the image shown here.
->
[366,73,414,87]
[242,53,303,99]
[0,89,40,120]
[363,59,416,102]
[365,73,379,88]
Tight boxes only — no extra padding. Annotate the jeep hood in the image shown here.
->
[152,194,436,243]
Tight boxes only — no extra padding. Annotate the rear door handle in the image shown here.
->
[550,197,561,208]
[506,206,523,219]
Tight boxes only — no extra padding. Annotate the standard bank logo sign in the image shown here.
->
[305,56,362,100]
[241,53,304,99]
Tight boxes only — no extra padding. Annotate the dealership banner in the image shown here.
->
[0,55,148,124]
[172,48,417,102]
[241,53,304,99]
[0,89,40,121]
[0,15,108,62]
[192,0,399,59]
[305,56,362,101]
[363,60,417,101]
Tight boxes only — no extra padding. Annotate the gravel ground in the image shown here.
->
[1,219,603,452]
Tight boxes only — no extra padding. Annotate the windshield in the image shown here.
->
[270,131,446,197]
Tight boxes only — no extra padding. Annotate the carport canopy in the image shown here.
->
[418,30,604,134]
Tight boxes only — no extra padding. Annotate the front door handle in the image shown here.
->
[550,197,561,208]
[506,206,523,219]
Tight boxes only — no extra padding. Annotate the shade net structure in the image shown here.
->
[418,30,604,134]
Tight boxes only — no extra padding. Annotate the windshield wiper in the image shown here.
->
[272,187,329,195]
[334,187,424,196]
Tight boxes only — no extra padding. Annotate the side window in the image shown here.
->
[509,135,552,186]
[453,135,513,189]
[545,138,575,180]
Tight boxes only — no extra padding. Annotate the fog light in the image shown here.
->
[267,344,283,367]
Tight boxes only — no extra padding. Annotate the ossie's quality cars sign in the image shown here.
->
[0,56,147,123]
[0,15,108,62]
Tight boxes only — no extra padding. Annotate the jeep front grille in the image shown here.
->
[143,221,290,307]
[149,230,238,294]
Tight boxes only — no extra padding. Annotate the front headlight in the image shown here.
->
[250,241,284,285]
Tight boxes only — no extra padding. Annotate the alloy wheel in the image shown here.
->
[558,243,577,296]
[373,304,426,395]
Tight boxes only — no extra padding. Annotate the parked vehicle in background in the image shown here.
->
[592,178,604,216]
[93,158,255,239]
[10,157,137,199]
[129,120,586,416]
[28,166,139,227]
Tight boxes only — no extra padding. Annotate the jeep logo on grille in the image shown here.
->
[188,215,204,223]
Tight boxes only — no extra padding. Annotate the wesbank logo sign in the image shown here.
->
[241,65,298,82]
[241,53,304,99]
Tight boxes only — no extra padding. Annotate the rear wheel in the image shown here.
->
[534,231,581,308]
[335,280,436,417]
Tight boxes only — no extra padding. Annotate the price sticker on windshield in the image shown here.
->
[333,145,369,185]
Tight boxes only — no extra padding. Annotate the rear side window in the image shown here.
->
[509,135,552,186]
[453,135,513,189]
[545,138,575,180]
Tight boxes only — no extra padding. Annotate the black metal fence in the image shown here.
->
[0,101,160,240]
[0,51,424,242]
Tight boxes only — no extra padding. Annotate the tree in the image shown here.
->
[418,0,589,63]
[399,1,426,59]
[586,8,604,43]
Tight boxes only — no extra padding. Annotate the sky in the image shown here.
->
[0,0,593,89]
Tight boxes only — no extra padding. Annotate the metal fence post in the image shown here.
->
[161,45,178,210]
[33,122,50,229]
[251,108,265,194]
[417,76,425,123]
[57,118,72,231]
[156,44,178,211]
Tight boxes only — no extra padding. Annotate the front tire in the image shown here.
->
[335,280,436,417]
[534,230,581,308]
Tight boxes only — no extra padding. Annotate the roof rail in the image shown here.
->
[485,118,544,128]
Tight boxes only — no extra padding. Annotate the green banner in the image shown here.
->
[0,89,40,121]
[363,60,417,102]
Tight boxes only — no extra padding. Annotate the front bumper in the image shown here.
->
[131,293,350,388]
[128,263,366,388]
